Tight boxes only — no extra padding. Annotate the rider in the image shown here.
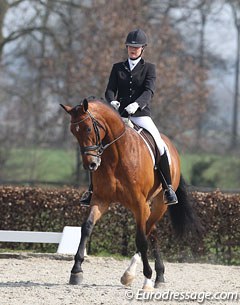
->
[80,28,178,206]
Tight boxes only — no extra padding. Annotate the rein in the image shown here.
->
[71,110,126,157]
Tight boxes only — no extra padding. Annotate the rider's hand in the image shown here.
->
[124,102,139,114]
[110,100,120,110]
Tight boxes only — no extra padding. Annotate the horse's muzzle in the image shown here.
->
[88,157,101,171]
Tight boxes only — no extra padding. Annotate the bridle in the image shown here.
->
[71,110,126,158]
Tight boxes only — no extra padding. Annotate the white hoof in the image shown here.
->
[142,284,155,291]
[120,271,135,286]
[142,278,154,291]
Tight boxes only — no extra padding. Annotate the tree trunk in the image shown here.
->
[0,1,9,58]
[231,23,240,149]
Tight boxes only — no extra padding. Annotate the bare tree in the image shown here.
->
[0,0,211,146]
[228,0,240,149]
[141,1,210,143]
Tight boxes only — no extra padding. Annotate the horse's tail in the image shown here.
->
[168,175,203,238]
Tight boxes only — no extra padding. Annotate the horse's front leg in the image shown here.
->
[121,228,153,290]
[121,230,165,289]
[146,192,168,288]
[69,204,108,285]
[121,252,141,286]
[136,225,154,291]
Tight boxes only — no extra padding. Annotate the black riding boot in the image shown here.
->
[79,189,92,205]
[158,150,178,205]
[79,172,93,206]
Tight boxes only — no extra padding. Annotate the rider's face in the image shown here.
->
[127,46,143,59]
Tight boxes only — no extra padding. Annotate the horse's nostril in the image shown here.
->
[89,162,97,171]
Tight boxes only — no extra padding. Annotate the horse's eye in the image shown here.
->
[86,127,91,133]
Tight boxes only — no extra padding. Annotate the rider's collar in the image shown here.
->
[128,57,142,71]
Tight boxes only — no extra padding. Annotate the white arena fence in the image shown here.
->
[0,226,86,255]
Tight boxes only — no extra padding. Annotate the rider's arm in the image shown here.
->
[134,63,156,110]
[105,64,118,103]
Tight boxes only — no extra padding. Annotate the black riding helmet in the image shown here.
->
[125,29,147,47]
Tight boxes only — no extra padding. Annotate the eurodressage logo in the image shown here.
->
[125,289,240,303]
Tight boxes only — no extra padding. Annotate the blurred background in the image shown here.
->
[0,0,239,190]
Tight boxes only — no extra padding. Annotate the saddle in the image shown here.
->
[133,123,161,166]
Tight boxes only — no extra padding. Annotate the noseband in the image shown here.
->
[71,110,126,158]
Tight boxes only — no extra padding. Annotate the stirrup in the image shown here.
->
[79,190,93,206]
[164,185,178,206]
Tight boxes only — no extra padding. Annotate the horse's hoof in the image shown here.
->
[154,281,165,289]
[142,278,154,291]
[120,271,135,286]
[69,272,83,285]
[154,276,165,288]
[142,284,154,291]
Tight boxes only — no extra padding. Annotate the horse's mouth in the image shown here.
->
[88,158,101,171]
[89,163,98,171]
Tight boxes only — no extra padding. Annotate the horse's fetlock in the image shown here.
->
[143,266,152,279]
[71,262,83,274]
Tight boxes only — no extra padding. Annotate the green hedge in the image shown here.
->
[0,186,239,265]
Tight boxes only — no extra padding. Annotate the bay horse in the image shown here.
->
[61,97,200,290]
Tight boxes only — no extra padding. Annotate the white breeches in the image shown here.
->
[130,116,167,156]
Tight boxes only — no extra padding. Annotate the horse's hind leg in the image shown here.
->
[146,191,168,288]
[149,227,165,288]
[69,204,108,285]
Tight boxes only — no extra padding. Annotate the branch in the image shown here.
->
[8,0,28,8]
[8,0,85,8]
[0,26,64,51]
[38,0,87,9]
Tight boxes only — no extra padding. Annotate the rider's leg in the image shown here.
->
[157,149,178,205]
[130,116,178,205]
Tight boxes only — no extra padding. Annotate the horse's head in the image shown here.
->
[61,99,107,171]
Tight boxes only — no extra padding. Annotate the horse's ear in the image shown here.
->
[60,104,72,114]
[82,98,88,112]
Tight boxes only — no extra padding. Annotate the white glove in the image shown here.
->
[124,102,139,114]
[110,100,120,110]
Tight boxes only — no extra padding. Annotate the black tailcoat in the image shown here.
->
[105,58,156,117]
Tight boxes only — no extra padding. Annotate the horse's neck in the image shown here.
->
[95,110,126,160]
[91,104,125,155]
[100,109,125,145]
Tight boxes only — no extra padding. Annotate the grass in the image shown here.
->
[181,153,240,189]
[1,147,240,190]
[2,147,76,183]
[91,251,127,260]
